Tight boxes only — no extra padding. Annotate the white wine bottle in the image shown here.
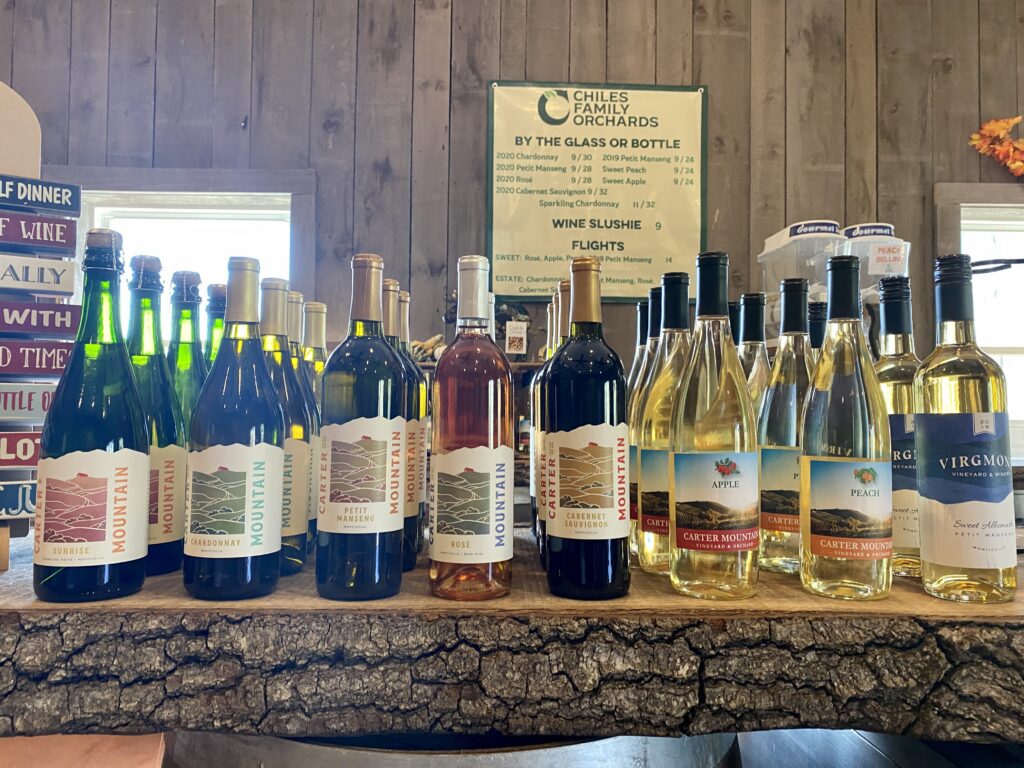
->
[915,254,1016,603]
[626,299,649,403]
[757,278,813,575]
[670,253,759,599]
[638,273,691,574]
[800,255,891,600]
[738,292,771,412]
[529,299,555,552]
[875,276,921,578]
[628,286,660,556]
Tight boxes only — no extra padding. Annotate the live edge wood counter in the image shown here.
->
[0,536,1021,745]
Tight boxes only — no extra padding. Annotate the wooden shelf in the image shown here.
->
[0,532,1021,742]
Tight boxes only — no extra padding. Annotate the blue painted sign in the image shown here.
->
[0,480,35,519]
[0,173,81,217]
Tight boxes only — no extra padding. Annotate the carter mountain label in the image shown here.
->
[639,448,671,534]
[282,437,310,537]
[318,416,406,535]
[674,451,758,552]
[759,446,800,534]
[804,457,892,560]
[916,412,1016,569]
[547,423,629,540]
[403,419,425,517]
[890,414,919,550]
[34,449,149,567]
[184,443,284,558]
[308,440,319,522]
[628,444,639,521]
[537,430,549,517]
[430,445,514,563]
[415,418,428,506]
[148,444,185,545]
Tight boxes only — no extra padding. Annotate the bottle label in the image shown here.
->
[282,437,310,537]
[916,412,1016,569]
[890,414,920,550]
[547,423,629,540]
[674,451,759,552]
[415,418,429,507]
[318,417,406,534]
[759,446,800,534]
[804,457,892,560]
[308,437,320,521]
[538,431,549,516]
[148,444,186,545]
[639,448,671,535]
[628,444,639,521]
[34,449,150,567]
[404,418,428,516]
[185,443,284,558]
[429,445,514,563]
[529,426,538,498]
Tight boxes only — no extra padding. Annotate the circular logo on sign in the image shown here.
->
[538,89,570,126]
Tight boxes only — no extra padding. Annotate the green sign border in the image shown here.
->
[486,80,708,303]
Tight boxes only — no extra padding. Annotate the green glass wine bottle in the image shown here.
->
[167,271,208,436]
[127,255,187,576]
[397,288,430,569]
[289,292,321,551]
[317,253,406,600]
[184,258,285,600]
[204,282,226,369]
[262,279,313,574]
[34,229,150,602]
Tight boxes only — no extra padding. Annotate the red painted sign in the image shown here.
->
[0,300,80,337]
[0,431,41,467]
[0,340,71,377]
[0,210,76,253]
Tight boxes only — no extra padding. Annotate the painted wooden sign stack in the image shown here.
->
[0,172,81,569]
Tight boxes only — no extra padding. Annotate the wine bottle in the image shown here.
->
[670,252,759,599]
[184,257,285,600]
[628,286,660,556]
[808,301,827,359]
[625,299,649,403]
[757,278,813,575]
[204,283,226,369]
[400,289,430,557]
[739,292,771,411]
[915,254,1017,603]
[488,292,496,340]
[430,256,514,600]
[728,301,741,344]
[538,280,570,563]
[260,279,312,574]
[295,296,324,549]
[317,253,406,600]
[545,257,630,600]
[167,270,208,436]
[34,229,150,602]
[638,272,691,574]
[127,255,187,576]
[875,276,921,578]
[382,279,425,572]
[301,300,328,412]
[529,299,555,549]
[800,255,891,600]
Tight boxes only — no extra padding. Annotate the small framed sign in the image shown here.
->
[504,320,528,355]
[0,252,76,295]
[0,173,81,217]
[0,300,80,337]
[0,431,41,468]
[0,480,36,520]
[0,382,55,423]
[0,210,76,254]
[0,340,71,377]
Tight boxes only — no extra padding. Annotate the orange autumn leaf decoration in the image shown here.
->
[970,116,1024,177]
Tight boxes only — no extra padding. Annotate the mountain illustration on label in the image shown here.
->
[189,467,246,535]
[436,465,490,536]
[330,436,387,503]
[559,443,613,509]
[714,458,740,476]
[810,506,891,539]
[148,468,159,525]
[42,473,108,543]
[675,498,757,531]
[853,467,877,485]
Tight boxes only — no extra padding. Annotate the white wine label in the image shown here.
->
[759,446,800,534]
[917,412,1016,569]
[803,457,892,560]
[429,444,514,563]
[529,426,537,498]
[890,414,920,550]
[547,423,629,540]
[318,416,406,534]
[674,451,758,552]
[307,437,319,521]
[403,418,423,517]
[628,443,639,521]
[639,448,671,535]
[415,418,428,506]
[184,443,284,558]
[148,443,186,545]
[35,449,149,567]
[282,437,310,537]
[537,431,548,516]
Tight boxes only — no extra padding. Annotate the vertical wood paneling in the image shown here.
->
[607,0,656,83]
[785,0,844,224]
[212,0,253,169]
[68,0,110,166]
[845,0,876,223]
[250,0,313,169]
[12,0,71,165]
[500,0,526,79]
[310,0,357,339]
[154,0,214,167]
[749,0,785,283]
[979,0,1018,183]
[0,0,16,85]
[410,0,452,337]
[694,0,750,296]
[1018,0,1024,119]
[107,0,156,167]
[931,0,979,184]
[353,0,414,287]
[525,0,569,81]
[569,0,605,82]
[655,0,693,86]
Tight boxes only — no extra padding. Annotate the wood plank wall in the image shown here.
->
[0,0,1016,353]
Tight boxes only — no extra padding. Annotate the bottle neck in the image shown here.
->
[935,279,975,346]
[880,332,915,357]
[128,289,164,356]
[79,269,125,345]
[571,320,604,339]
[937,320,976,346]
[457,317,489,336]
[262,331,289,355]
[740,302,765,342]
[776,331,808,356]
[170,301,201,345]
[226,318,260,341]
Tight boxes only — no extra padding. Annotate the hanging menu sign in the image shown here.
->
[488,82,705,300]
[0,173,81,217]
